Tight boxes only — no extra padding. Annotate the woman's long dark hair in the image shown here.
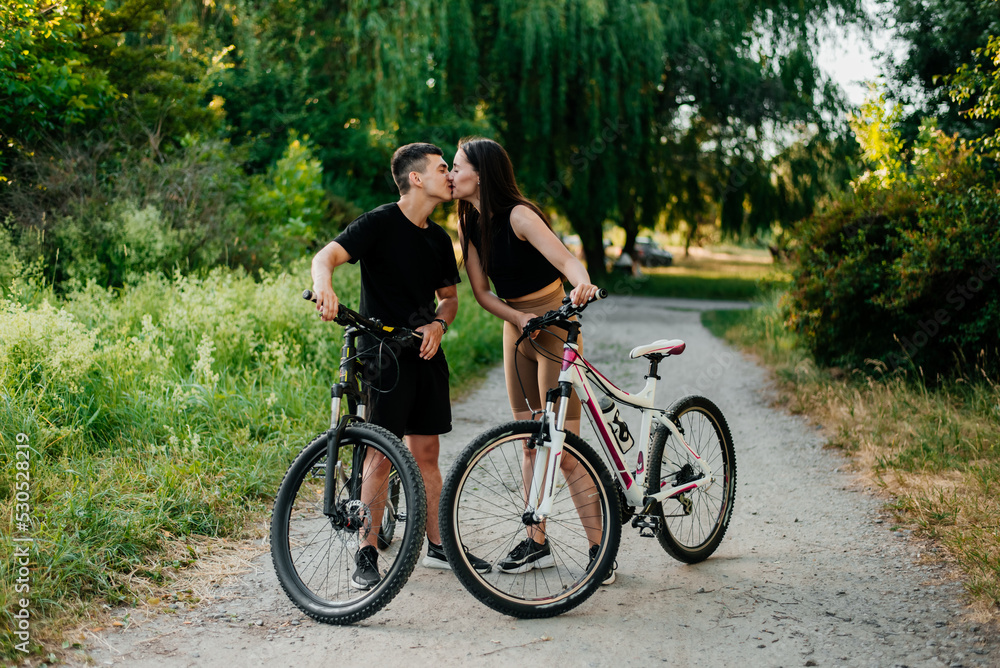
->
[457,137,553,277]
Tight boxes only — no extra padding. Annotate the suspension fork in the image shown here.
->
[526,383,572,524]
[323,413,365,517]
[527,326,580,523]
[324,325,365,517]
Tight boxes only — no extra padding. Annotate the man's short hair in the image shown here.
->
[391,143,444,194]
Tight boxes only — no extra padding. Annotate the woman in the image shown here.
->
[450,137,613,584]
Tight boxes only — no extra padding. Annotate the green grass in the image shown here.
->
[705,293,1000,619]
[0,260,502,659]
[606,272,771,300]
[603,248,788,301]
[1,243,773,657]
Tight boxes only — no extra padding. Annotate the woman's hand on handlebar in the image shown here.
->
[312,283,339,322]
[568,282,600,306]
[516,311,541,340]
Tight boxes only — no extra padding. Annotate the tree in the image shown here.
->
[211,0,487,212]
[0,1,118,156]
[886,0,1000,143]
[0,0,224,159]
[947,33,1000,159]
[467,0,864,275]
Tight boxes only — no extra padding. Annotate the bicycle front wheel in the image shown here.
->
[650,395,736,564]
[440,420,621,618]
[270,423,426,624]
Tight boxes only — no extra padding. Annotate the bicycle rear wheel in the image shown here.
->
[440,420,621,618]
[650,395,736,564]
[270,423,426,624]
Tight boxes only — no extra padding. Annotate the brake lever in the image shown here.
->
[515,317,543,347]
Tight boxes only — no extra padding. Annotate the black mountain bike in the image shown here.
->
[270,291,427,624]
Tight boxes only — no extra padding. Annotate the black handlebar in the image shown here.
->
[515,288,607,346]
[303,290,422,340]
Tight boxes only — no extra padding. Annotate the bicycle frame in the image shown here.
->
[319,313,419,521]
[527,323,713,523]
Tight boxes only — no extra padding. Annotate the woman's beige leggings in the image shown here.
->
[502,282,582,421]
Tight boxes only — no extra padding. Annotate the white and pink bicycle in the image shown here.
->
[439,291,736,617]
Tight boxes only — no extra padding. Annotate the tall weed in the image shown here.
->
[0,258,503,658]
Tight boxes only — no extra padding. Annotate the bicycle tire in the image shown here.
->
[270,423,426,624]
[649,395,736,564]
[440,420,621,618]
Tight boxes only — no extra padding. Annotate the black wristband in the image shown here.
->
[434,318,449,334]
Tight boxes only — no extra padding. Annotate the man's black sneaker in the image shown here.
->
[352,545,381,590]
[423,541,493,574]
[498,538,555,574]
[588,543,616,585]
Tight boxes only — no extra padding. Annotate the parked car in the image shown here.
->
[632,236,673,267]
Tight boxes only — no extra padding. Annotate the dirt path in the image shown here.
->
[80,296,997,667]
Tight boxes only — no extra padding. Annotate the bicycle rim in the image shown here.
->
[441,420,620,618]
[270,424,426,624]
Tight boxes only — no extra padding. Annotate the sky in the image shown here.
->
[818,26,885,106]
[816,6,910,107]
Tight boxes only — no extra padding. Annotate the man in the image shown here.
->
[311,143,489,590]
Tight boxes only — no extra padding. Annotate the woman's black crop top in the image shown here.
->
[479,205,563,300]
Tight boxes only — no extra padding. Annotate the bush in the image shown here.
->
[0,258,503,658]
[1,136,254,290]
[242,132,360,268]
[52,202,184,288]
[786,120,1000,380]
[0,263,339,658]
[0,131,363,292]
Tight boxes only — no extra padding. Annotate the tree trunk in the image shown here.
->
[684,220,697,258]
[621,203,638,259]
[581,228,608,282]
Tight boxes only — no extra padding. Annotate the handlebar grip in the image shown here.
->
[304,288,423,340]
[562,288,608,306]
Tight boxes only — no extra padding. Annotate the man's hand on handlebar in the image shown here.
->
[303,290,423,343]
[312,283,340,322]
[415,321,444,360]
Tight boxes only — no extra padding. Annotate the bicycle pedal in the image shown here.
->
[631,515,659,537]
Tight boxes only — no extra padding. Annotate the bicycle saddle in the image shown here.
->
[629,339,686,359]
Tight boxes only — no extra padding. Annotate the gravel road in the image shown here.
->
[80,295,997,668]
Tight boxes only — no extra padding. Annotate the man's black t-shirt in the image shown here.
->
[335,202,460,330]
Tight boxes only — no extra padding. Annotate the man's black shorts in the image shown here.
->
[362,343,451,439]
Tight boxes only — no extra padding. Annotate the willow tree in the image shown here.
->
[468,0,666,274]
[210,0,486,210]
[469,0,864,273]
[887,0,1000,142]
